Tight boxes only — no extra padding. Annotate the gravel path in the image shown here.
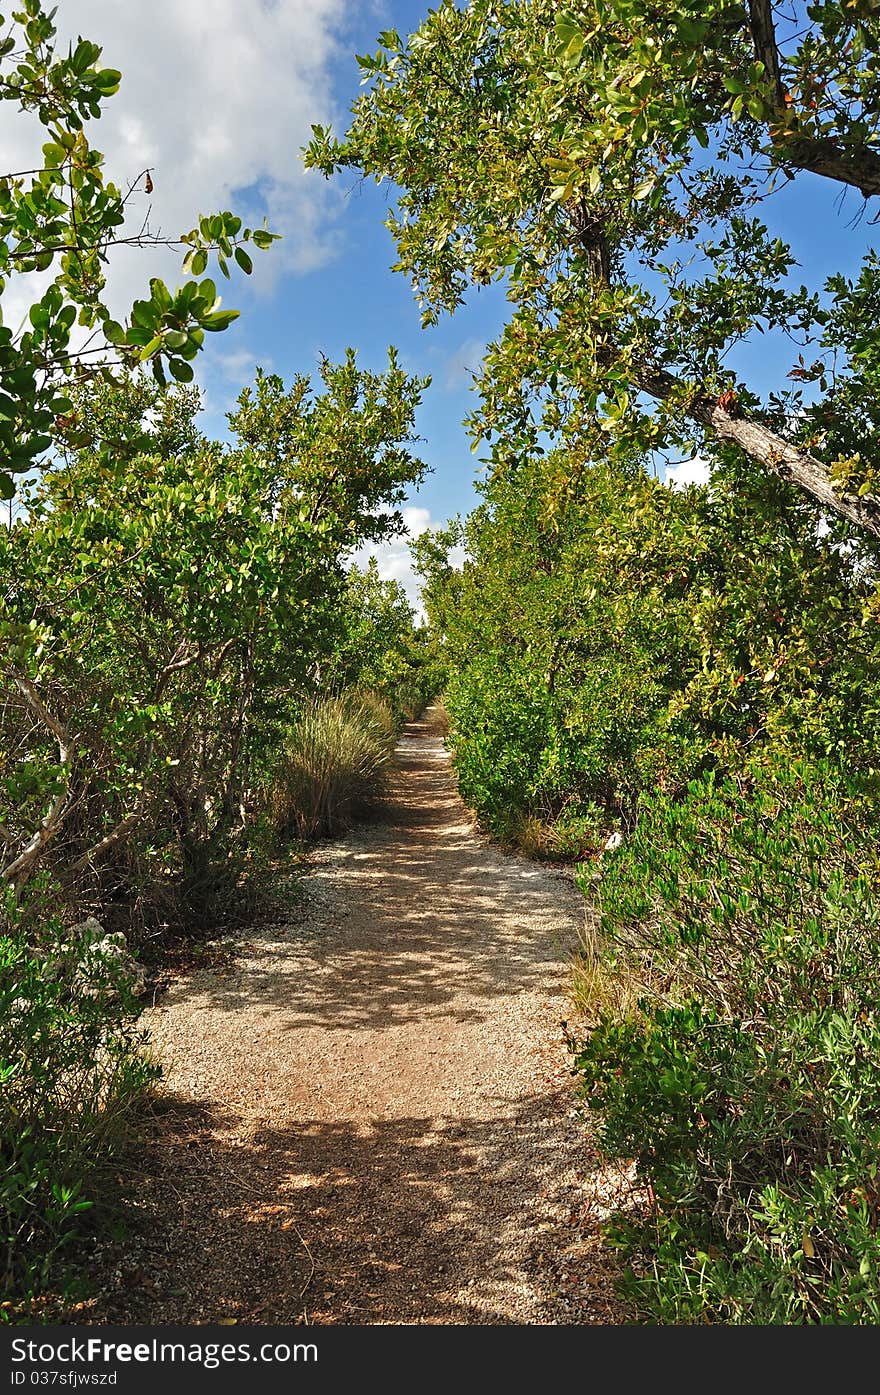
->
[81,708,630,1325]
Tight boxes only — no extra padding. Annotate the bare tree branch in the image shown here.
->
[635,364,880,536]
[71,806,144,874]
[2,672,72,892]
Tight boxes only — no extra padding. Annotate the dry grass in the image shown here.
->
[570,913,645,1025]
[430,698,450,737]
[270,692,397,840]
[507,802,607,862]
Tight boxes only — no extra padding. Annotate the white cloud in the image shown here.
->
[351,506,439,618]
[0,0,349,319]
[215,348,274,384]
[443,337,486,392]
[664,455,711,490]
[399,505,433,537]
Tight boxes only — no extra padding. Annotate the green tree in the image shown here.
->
[329,558,444,717]
[227,350,428,549]
[0,0,277,498]
[307,0,880,536]
[1,356,427,907]
[415,442,879,841]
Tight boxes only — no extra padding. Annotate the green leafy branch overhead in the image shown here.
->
[307,0,880,537]
[0,0,278,498]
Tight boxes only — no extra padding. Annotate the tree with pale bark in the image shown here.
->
[307,0,880,536]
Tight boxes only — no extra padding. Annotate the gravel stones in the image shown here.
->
[71,707,632,1326]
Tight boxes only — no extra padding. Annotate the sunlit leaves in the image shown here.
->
[309,0,880,523]
[0,2,278,498]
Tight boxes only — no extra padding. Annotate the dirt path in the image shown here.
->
[82,708,628,1325]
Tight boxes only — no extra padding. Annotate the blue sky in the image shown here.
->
[3,1,877,598]
[195,0,514,560]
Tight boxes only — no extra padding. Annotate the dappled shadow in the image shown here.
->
[157,711,582,1033]
[65,709,632,1326]
[72,1089,623,1326]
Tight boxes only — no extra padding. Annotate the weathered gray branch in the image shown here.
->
[2,673,72,891]
[71,805,145,874]
[636,365,880,536]
[748,0,880,198]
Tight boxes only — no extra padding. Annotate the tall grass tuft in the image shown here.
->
[272,693,397,839]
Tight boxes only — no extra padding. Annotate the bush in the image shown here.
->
[270,693,397,839]
[571,759,880,1323]
[1,357,427,941]
[327,561,446,724]
[415,448,880,857]
[1,901,157,1303]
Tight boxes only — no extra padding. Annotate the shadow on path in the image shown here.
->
[88,1088,621,1326]
[70,708,629,1325]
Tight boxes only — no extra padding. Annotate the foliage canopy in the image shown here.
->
[308,0,880,535]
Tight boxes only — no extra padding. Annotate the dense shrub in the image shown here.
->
[418,448,880,839]
[329,560,446,724]
[1,900,157,1301]
[415,457,703,842]
[571,760,880,1323]
[1,362,426,937]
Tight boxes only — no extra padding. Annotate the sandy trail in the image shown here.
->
[83,708,626,1325]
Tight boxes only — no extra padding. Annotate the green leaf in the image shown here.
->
[137,335,164,360]
[130,300,158,330]
[149,278,172,312]
[200,310,239,331]
[548,180,573,204]
[93,67,121,91]
[197,278,218,310]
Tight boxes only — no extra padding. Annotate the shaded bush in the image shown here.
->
[571,760,880,1323]
[270,693,397,839]
[510,801,607,861]
[1,900,157,1302]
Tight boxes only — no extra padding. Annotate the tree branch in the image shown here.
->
[748,0,880,198]
[71,805,144,874]
[773,134,880,199]
[635,364,880,536]
[2,672,72,891]
[747,0,786,107]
